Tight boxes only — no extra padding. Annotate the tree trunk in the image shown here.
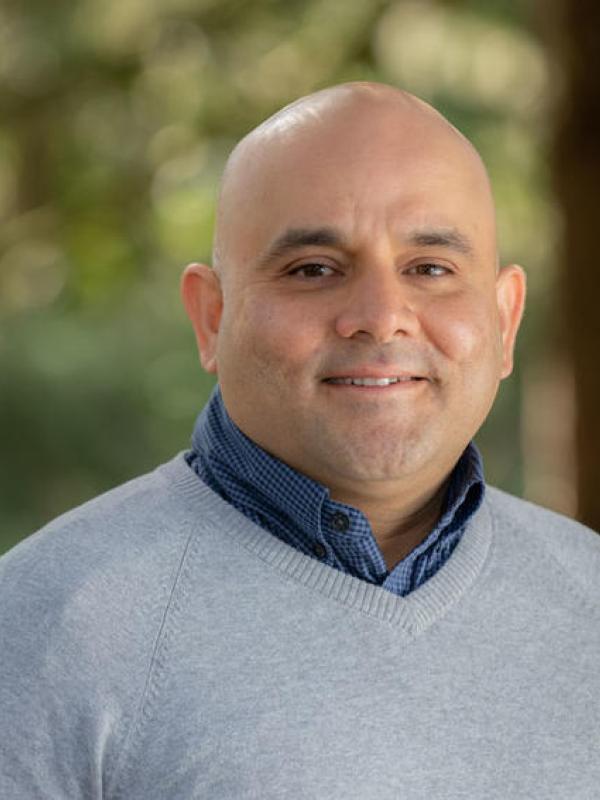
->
[551,1,600,532]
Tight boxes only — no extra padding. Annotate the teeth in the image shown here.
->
[327,376,414,386]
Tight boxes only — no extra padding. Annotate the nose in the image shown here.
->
[334,267,420,344]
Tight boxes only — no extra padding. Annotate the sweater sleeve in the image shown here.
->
[0,485,192,799]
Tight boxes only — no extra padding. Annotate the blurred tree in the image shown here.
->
[551,0,600,533]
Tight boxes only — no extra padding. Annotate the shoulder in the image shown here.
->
[0,453,207,791]
[0,454,205,706]
[484,485,600,608]
[0,452,246,636]
[0,454,197,602]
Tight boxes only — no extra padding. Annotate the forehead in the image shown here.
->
[219,104,496,266]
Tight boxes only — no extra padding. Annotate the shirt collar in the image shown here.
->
[191,386,329,535]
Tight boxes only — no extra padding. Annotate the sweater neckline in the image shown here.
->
[161,453,494,635]
[188,385,485,597]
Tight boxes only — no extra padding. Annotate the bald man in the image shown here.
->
[1,83,599,799]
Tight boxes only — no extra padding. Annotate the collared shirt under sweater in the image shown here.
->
[186,385,484,597]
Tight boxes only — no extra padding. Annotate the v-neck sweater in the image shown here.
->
[1,453,599,799]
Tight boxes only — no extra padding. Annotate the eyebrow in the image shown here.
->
[257,227,345,268]
[256,224,474,268]
[407,228,474,257]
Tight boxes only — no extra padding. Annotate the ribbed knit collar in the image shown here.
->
[188,386,485,595]
[162,453,495,634]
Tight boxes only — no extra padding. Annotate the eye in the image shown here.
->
[288,263,337,279]
[407,263,452,277]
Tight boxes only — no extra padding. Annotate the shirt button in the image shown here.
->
[331,511,350,532]
[313,543,327,559]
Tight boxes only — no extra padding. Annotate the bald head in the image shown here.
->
[213,82,496,276]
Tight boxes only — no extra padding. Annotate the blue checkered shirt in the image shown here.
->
[186,386,485,597]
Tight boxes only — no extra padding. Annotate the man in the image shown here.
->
[1,82,599,799]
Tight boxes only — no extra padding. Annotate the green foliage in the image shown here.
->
[0,0,555,552]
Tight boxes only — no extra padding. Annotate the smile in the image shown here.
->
[324,376,425,386]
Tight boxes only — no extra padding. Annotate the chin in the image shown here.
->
[323,439,432,483]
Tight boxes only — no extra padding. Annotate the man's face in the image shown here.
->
[188,98,525,496]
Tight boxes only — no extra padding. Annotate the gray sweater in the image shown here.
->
[1,453,599,799]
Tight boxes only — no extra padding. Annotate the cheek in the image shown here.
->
[425,295,502,369]
[220,294,323,377]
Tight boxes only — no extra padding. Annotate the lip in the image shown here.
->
[322,380,426,391]
[322,369,428,382]
[321,373,429,393]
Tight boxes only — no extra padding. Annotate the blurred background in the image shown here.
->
[1,0,598,554]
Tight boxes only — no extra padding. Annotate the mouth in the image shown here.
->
[323,375,427,387]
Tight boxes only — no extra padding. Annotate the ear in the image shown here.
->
[181,263,223,374]
[495,264,527,379]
